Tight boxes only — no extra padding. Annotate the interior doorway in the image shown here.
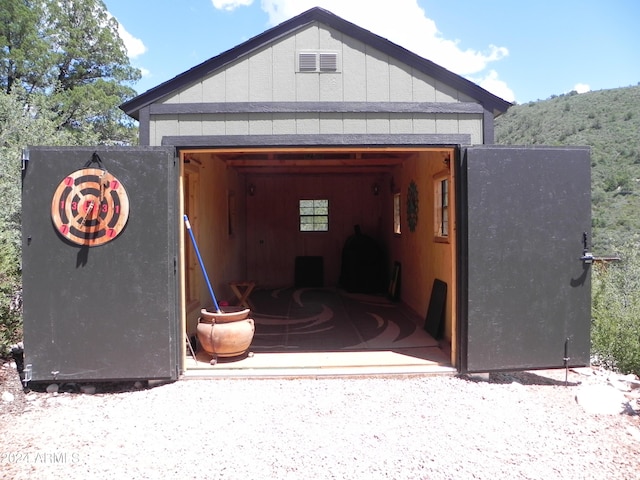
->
[178,146,457,374]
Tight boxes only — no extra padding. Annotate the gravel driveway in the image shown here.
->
[1,365,639,479]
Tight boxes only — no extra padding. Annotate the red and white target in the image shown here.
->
[51,168,130,247]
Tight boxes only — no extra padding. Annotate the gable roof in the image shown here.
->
[120,7,512,120]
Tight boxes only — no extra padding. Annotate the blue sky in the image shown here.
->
[103,0,640,104]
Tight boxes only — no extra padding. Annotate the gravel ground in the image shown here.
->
[1,364,639,480]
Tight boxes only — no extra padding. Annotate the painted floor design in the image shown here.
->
[249,287,438,351]
[184,288,454,376]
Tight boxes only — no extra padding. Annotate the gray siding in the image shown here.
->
[148,22,485,146]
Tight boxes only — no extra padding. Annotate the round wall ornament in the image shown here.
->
[407,180,419,232]
[50,167,130,247]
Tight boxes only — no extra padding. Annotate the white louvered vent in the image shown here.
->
[319,52,338,71]
[297,51,340,72]
[298,52,317,72]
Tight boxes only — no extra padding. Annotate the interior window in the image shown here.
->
[393,193,401,234]
[299,199,328,231]
[434,175,449,240]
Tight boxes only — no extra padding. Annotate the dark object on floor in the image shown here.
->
[295,256,324,287]
[388,261,401,301]
[424,279,447,339]
[339,225,387,294]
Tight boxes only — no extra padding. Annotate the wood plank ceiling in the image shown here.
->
[182,148,450,174]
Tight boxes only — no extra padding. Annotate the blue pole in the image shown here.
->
[183,214,221,313]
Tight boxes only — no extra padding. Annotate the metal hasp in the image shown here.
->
[581,232,621,264]
[580,232,594,265]
[21,147,179,383]
[457,145,592,373]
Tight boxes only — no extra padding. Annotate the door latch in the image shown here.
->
[581,232,593,264]
[580,252,594,264]
[580,232,620,265]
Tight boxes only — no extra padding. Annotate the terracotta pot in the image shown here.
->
[200,306,250,323]
[196,317,255,358]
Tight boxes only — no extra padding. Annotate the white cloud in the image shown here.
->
[212,0,253,11]
[254,0,511,99]
[118,26,147,59]
[573,83,591,94]
[470,70,515,103]
[109,14,147,59]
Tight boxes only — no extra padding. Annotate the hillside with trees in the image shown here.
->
[495,85,640,254]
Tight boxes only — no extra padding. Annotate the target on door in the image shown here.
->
[50,167,130,247]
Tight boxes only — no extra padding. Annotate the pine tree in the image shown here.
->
[0,0,140,144]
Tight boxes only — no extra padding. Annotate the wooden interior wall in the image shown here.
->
[386,151,456,343]
[184,156,247,335]
[245,172,388,288]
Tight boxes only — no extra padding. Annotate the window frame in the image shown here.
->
[434,170,450,242]
[393,192,402,235]
[299,199,329,232]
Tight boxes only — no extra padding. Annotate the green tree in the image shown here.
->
[0,0,140,145]
[0,0,52,94]
[0,87,71,235]
[0,87,73,355]
[46,0,140,144]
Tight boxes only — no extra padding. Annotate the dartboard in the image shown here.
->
[51,168,130,246]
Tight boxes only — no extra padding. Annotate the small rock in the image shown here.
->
[622,374,640,390]
[575,384,629,415]
[46,383,59,394]
[61,383,80,393]
[2,391,15,402]
[80,385,96,395]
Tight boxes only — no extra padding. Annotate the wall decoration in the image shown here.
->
[50,156,129,246]
[406,180,419,232]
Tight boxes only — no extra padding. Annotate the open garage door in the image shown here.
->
[457,146,592,373]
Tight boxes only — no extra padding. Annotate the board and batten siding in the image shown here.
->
[146,22,485,146]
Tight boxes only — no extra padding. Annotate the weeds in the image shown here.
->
[591,238,640,375]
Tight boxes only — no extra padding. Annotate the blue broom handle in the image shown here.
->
[183,215,221,313]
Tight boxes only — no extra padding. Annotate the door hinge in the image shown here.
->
[21,149,30,171]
